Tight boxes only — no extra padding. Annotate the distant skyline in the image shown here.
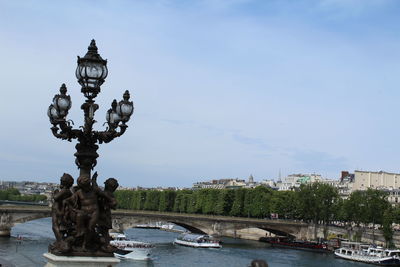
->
[1,0,400,187]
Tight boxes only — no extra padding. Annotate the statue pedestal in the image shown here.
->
[0,228,10,237]
[43,253,120,267]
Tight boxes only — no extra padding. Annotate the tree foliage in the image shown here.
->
[0,188,47,202]
[114,185,392,229]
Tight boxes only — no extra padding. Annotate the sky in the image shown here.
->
[1,0,400,188]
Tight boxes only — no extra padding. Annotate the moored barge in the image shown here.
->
[260,237,330,253]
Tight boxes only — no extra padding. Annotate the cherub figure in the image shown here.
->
[54,171,120,254]
[65,172,100,251]
[97,177,119,251]
[51,173,74,252]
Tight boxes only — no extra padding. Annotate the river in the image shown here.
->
[0,218,373,267]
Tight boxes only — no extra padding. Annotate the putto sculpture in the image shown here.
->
[50,172,118,255]
[47,40,132,256]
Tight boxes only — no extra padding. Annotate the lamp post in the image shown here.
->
[47,40,134,178]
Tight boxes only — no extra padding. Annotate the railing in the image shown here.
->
[0,200,48,206]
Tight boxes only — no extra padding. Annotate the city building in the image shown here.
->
[383,189,400,206]
[276,173,327,191]
[336,171,354,199]
[353,170,400,191]
[193,178,247,189]
[0,180,58,199]
[259,179,276,188]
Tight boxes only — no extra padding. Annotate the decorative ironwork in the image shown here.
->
[47,40,132,256]
[48,39,134,178]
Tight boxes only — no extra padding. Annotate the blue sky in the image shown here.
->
[1,0,400,187]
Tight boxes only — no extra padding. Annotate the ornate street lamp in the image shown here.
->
[48,40,134,178]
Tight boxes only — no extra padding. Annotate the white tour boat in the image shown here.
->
[160,223,175,230]
[174,233,221,248]
[110,233,154,260]
[135,223,160,229]
[335,242,400,266]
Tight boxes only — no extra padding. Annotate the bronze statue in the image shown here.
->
[49,172,119,256]
[50,173,74,253]
[97,177,119,252]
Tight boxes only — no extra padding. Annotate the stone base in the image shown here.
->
[43,253,120,267]
[0,229,10,237]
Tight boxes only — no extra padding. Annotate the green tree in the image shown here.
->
[203,189,219,214]
[144,190,160,211]
[194,189,208,214]
[364,189,389,225]
[186,193,198,214]
[173,191,184,212]
[342,191,368,226]
[382,208,394,248]
[158,191,167,212]
[297,184,318,222]
[317,183,339,224]
[115,190,133,209]
[215,189,234,216]
[243,189,254,217]
[364,189,390,243]
[132,190,146,210]
[249,187,271,218]
[230,188,246,216]
[270,190,298,219]
[173,190,192,213]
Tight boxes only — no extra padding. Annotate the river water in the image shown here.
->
[0,218,372,267]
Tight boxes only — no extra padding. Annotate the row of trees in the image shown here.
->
[0,188,47,202]
[115,184,400,244]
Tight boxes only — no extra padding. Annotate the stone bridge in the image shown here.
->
[1,205,393,244]
[0,206,312,239]
[0,206,51,236]
[111,210,311,239]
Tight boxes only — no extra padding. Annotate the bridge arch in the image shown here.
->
[168,222,207,235]
[112,215,299,239]
[257,226,295,238]
[112,216,209,235]
[0,207,312,240]
[12,213,50,224]
[0,210,51,237]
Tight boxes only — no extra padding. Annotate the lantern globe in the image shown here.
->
[53,84,71,117]
[116,90,134,122]
[47,104,60,122]
[76,40,108,98]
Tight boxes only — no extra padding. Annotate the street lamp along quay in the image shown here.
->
[47,39,134,178]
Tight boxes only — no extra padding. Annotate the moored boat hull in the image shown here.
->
[173,238,221,248]
[114,248,152,260]
[259,237,330,253]
[334,251,400,266]
[110,233,154,260]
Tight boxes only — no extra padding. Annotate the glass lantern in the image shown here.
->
[116,90,134,122]
[106,100,121,127]
[52,84,71,117]
[76,40,108,98]
[47,104,60,122]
